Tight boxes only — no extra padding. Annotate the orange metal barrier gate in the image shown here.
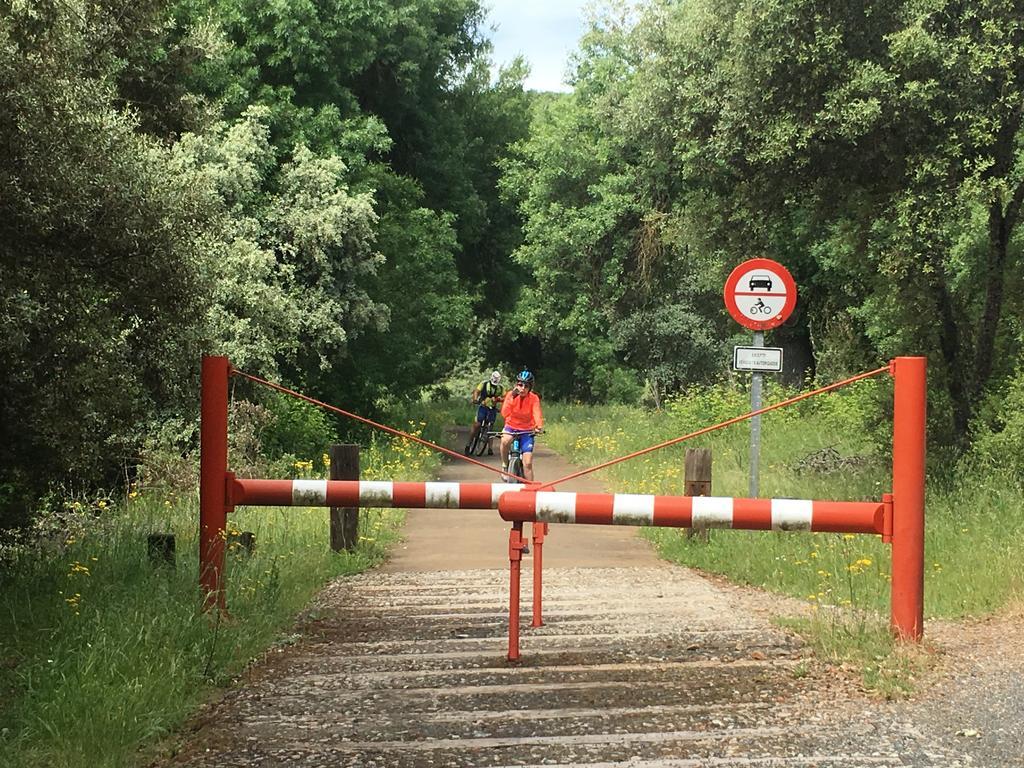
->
[199,356,926,661]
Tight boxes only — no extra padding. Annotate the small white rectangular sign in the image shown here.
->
[733,346,783,372]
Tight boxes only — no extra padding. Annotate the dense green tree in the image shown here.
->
[195,0,530,311]
[1,0,531,528]
[625,0,1024,438]
[0,0,218,526]
[312,170,473,408]
[443,58,532,308]
[173,106,386,376]
[500,11,726,401]
[503,0,1023,432]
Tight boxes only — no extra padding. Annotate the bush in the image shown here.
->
[964,368,1024,484]
[259,393,338,463]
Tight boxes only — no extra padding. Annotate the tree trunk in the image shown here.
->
[647,374,662,410]
[924,249,969,440]
[973,201,1010,403]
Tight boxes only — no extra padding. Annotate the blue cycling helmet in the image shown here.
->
[516,369,535,385]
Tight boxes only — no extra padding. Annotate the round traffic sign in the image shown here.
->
[723,258,797,331]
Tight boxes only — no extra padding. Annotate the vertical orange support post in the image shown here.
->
[531,522,546,627]
[508,522,525,661]
[200,355,231,612]
[891,356,926,640]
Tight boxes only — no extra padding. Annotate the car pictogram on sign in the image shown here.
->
[748,274,773,291]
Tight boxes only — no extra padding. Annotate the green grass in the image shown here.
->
[775,614,932,699]
[0,433,438,768]
[542,380,1024,694]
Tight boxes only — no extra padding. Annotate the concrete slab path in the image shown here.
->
[164,428,971,767]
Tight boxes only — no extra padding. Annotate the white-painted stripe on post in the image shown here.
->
[692,496,734,528]
[292,479,327,506]
[359,480,395,506]
[490,483,524,506]
[771,498,813,531]
[612,494,655,526]
[536,492,576,524]
[425,482,460,508]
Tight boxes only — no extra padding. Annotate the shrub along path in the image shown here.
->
[163,429,975,767]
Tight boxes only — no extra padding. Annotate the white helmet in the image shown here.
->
[489,370,501,384]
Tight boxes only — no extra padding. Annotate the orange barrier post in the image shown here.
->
[891,356,926,640]
[200,355,231,612]
[531,522,546,627]
[508,522,526,661]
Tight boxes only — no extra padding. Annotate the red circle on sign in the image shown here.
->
[723,258,797,331]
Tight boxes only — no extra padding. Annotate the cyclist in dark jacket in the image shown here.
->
[465,371,504,455]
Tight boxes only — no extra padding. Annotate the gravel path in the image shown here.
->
[889,609,1024,766]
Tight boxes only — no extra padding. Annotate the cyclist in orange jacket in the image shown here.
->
[500,369,544,481]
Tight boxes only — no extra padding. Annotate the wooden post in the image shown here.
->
[147,533,176,568]
[228,531,256,557]
[330,443,360,551]
[685,447,712,541]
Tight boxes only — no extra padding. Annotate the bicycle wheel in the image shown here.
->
[508,456,524,483]
[466,431,483,456]
[474,424,492,456]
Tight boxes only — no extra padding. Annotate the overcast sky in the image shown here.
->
[484,0,590,92]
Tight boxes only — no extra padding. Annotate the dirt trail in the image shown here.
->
[163,430,982,767]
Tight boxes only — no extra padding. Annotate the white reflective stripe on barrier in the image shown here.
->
[425,482,460,508]
[292,480,328,505]
[771,498,813,531]
[491,483,525,505]
[692,496,734,528]
[359,480,394,506]
[535,491,576,524]
[613,493,655,526]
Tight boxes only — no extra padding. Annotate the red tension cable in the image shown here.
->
[535,365,892,491]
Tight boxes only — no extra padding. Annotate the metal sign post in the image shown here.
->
[749,331,764,497]
[723,258,798,498]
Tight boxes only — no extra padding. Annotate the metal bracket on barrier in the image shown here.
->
[224,471,237,510]
[881,492,894,543]
[508,526,528,561]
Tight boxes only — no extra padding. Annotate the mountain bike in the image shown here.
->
[493,429,541,483]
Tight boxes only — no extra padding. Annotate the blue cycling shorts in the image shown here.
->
[476,405,498,424]
[503,427,535,453]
